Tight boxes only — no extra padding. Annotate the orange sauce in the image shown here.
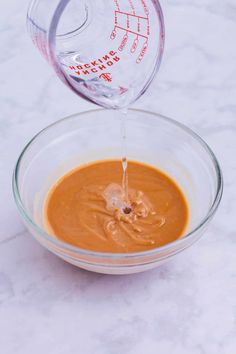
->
[44,160,188,253]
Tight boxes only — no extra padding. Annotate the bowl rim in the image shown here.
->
[12,108,223,259]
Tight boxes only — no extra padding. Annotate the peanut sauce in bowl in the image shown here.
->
[44,160,189,253]
[13,109,223,274]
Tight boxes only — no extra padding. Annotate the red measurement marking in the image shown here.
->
[136,40,148,64]
[110,30,116,40]
[99,73,112,82]
[127,15,130,29]
[110,0,150,64]
[128,0,136,15]
[140,0,149,16]
[119,86,128,94]
[137,18,140,32]
[115,26,148,40]
[114,0,120,11]
[115,10,148,20]
[131,37,138,53]
[118,33,129,51]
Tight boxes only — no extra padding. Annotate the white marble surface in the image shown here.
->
[0,0,236,353]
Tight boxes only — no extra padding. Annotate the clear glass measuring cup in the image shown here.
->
[27,0,165,108]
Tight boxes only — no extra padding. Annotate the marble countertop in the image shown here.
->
[0,0,236,353]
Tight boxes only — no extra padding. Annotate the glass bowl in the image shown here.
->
[13,109,223,274]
